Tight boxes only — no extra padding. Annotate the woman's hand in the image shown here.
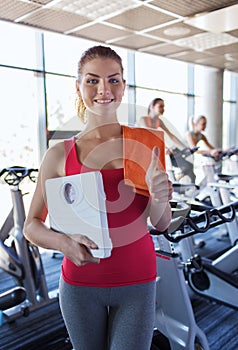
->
[61,233,100,266]
[146,146,173,202]
[210,148,221,158]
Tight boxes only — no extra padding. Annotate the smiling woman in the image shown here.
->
[23,45,172,350]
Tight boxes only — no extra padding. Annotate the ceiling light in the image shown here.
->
[50,0,139,20]
[163,27,191,37]
[175,32,238,51]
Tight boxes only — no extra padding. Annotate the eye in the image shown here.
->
[87,78,98,84]
[109,78,119,84]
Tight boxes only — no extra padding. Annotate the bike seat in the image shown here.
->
[217,173,238,182]
[0,287,26,311]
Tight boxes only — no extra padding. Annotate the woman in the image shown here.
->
[23,45,172,350]
[139,97,187,150]
[139,98,195,183]
[187,115,220,156]
[186,115,220,185]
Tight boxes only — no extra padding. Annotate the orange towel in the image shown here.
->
[122,125,165,197]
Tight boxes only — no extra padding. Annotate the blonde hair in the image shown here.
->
[76,45,124,124]
[75,95,87,124]
[189,115,206,131]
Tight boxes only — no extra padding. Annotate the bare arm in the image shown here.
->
[187,132,220,156]
[202,134,215,150]
[138,116,149,127]
[159,119,187,149]
[23,142,100,266]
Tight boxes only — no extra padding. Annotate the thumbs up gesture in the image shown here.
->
[146,146,173,203]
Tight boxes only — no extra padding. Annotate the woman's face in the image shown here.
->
[196,117,207,131]
[77,58,125,118]
[151,100,165,116]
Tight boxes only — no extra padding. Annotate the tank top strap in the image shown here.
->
[64,137,81,175]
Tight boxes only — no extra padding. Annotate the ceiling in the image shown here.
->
[1,0,238,73]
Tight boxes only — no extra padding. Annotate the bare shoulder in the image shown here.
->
[138,116,147,127]
[40,141,66,179]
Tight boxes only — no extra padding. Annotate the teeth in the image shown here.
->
[96,99,112,104]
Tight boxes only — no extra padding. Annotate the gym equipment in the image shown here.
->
[151,201,210,350]
[0,166,57,323]
[168,147,198,184]
[195,147,238,202]
[194,149,238,246]
[163,201,238,310]
[206,175,238,245]
[151,200,238,349]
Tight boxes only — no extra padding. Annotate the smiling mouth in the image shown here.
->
[94,99,114,104]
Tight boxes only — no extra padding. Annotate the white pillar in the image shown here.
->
[200,67,224,148]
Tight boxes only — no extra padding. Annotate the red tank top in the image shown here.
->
[147,116,160,129]
[61,138,156,287]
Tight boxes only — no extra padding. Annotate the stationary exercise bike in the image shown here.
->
[165,201,238,310]
[151,200,238,350]
[0,166,57,323]
[151,201,210,350]
[194,149,238,246]
[195,147,238,203]
[168,147,198,184]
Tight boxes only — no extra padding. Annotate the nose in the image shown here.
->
[97,80,110,96]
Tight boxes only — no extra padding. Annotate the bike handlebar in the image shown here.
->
[203,147,238,162]
[0,166,38,186]
[170,147,199,159]
[150,200,238,243]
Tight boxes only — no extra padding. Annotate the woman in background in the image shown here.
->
[186,115,220,185]
[187,115,220,156]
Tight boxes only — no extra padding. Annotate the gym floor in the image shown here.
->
[0,230,238,350]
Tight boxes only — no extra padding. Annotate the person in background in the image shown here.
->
[138,98,187,150]
[23,45,172,350]
[139,98,195,183]
[186,115,220,157]
[186,115,221,185]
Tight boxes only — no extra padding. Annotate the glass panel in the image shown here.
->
[46,74,80,132]
[194,96,203,119]
[135,52,188,93]
[0,20,39,70]
[194,64,205,97]
[44,32,95,76]
[0,67,39,168]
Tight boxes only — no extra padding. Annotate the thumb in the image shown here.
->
[150,146,160,168]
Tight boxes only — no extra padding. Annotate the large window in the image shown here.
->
[0,67,39,168]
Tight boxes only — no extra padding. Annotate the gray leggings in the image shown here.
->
[59,276,156,350]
